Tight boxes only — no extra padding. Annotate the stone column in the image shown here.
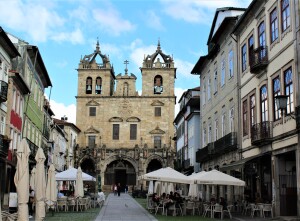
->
[227,185,232,205]
[206,185,210,201]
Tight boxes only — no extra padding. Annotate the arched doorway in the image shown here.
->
[147,159,162,173]
[104,160,136,192]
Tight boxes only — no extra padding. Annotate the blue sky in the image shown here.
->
[0,0,251,124]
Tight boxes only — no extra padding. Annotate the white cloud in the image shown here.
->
[174,87,186,116]
[49,99,77,124]
[0,0,65,42]
[92,7,135,36]
[145,10,165,31]
[68,6,89,23]
[51,28,85,44]
[160,0,252,24]
[129,44,157,69]
[175,59,195,79]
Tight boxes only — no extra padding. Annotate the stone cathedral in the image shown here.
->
[74,40,176,192]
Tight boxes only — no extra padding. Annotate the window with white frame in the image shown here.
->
[273,77,281,120]
[229,108,234,133]
[202,78,206,105]
[208,124,212,143]
[281,0,290,32]
[261,85,268,122]
[10,129,14,150]
[221,58,225,86]
[214,119,218,141]
[213,70,218,94]
[221,113,226,137]
[284,67,294,114]
[228,50,234,78]
[0,116,5,134]
[203,127,207,147]
[207,78,211,100]
[12,89,16,111]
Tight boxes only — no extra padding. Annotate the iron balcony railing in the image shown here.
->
[196,146,208,163]
[251,121,273,145]
[214,132,238,155]
[295,106,300,129]
[0,80,8,103]
[0,134,10,157]
[183,158,191,169]
[249,46,268,74]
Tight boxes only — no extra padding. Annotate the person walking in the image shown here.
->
[28,186,35,219]
[117,183,121,197]
[114,184,118,196]
[125,185,128,194]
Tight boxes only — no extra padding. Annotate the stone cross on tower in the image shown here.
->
[124,60,129,75]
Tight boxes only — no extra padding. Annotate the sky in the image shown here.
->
[0,0,252,124]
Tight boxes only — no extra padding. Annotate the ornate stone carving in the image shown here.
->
[86,99,100,106]
[84,126,100,134]
[118,99,133,118]
[149,126,165,134]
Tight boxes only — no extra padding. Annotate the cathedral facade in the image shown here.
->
[74,40,176,192]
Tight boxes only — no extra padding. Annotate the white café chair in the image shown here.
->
[213,204,223,219]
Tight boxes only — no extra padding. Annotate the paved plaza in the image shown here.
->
[94,193,157,221]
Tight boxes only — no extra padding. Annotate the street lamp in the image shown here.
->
[275,95,295,119]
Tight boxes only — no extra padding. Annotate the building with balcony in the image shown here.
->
[174,87,200,175]
[232,0,299,216]
[8,34,52,176]
[0,27,20,209]
[191,7,245,203]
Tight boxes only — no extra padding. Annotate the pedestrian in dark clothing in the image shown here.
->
[117,183,121,196]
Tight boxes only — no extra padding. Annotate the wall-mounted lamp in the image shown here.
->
[275,95,295,119]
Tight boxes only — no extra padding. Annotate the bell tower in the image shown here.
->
[76,39,115,98]
[140,40,176,97]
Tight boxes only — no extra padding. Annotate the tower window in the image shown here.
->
[89,107,96,116]
[86,77,92,94]
[95,77,102,94]
[154,75,163,94]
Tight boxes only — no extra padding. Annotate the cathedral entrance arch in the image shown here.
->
[147,159,162,173]
[104,160,136,192]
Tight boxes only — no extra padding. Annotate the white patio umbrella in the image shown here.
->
[34,147,46,221]
[46,164,57,209]
[195,169,245,186]
[188,171,206,198]
[29,167,36,191]
[138,167,192,184]
[148,181,154,194]
[75,167,84,198]
[154,181,161,195]
[167,183,174,194]
[161,182,167,194]
[14,138,30,221]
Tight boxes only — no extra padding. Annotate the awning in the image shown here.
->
[220,152,272,171]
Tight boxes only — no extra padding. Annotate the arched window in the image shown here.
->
[154,75,163,94]
[95,77,102,94]
[86,77,92,94]
[258,21,266,58]
[284,67,293,114]
[260,85,268,122]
